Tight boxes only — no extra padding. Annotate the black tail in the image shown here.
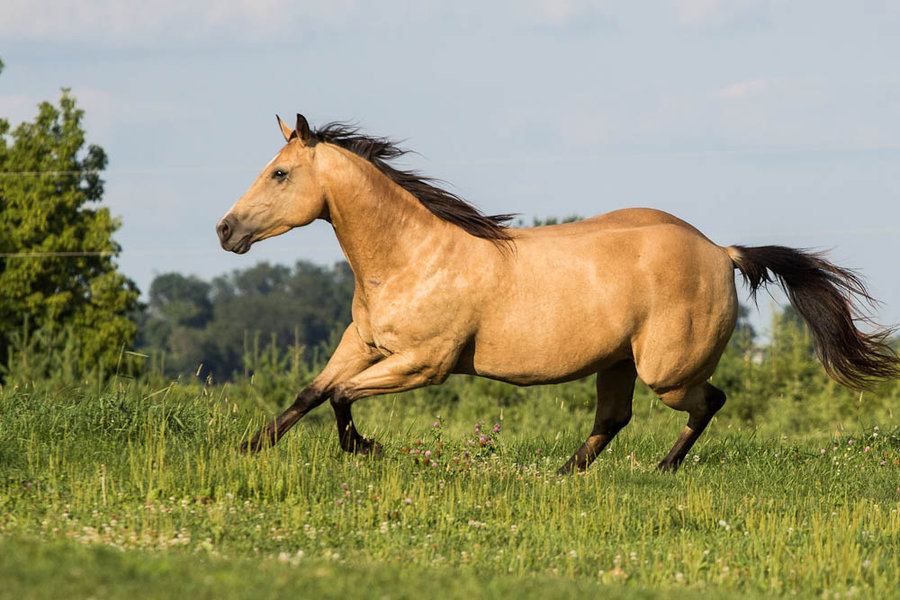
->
[729,245,900,390]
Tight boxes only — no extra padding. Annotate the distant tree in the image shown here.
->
[0,71,139,374]
[148,273,213,328]
[731,303,756,350]
[520,215,583,227]
[139,261,355,379]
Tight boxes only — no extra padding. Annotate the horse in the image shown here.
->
[216,114,899,473]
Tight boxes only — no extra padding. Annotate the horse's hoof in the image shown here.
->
[238,437,263,454]
[657,460,680,473]
[556,455,588,475]
[357,439,383,457]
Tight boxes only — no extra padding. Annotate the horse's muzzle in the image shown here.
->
[216,216,233,245]
[216,215,251,254]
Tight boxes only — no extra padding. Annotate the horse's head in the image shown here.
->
[216,114,326,254]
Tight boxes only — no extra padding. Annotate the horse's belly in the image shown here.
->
[458,305,633,385]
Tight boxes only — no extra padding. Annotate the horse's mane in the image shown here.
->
[311,123,515,244]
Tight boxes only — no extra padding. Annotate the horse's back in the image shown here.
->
[513,207,716,241]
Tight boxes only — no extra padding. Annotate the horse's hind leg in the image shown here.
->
[557,360,636,474]
[656,382,726,472]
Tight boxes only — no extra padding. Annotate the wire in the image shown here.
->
[0,166,252,177]
[0,251,113,258]
[0,170,101,177]
[0,244,337,258]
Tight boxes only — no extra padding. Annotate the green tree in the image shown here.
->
[138,261,355,379]
[0,70,139,375]
[148,273,212,329]
[521,215,583,227]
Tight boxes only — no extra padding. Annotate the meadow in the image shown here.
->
[1,335,898,600]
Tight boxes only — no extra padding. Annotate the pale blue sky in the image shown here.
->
[2,1,898,332]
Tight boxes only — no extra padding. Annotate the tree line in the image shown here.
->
[137,261,354,380]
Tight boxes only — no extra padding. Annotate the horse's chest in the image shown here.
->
[353,283,464,354]
[351,292,406,354]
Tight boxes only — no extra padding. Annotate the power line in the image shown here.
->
[0,244,338,258]
[0,251,113,258]
[0,170,101,177]
[0,166,252,177]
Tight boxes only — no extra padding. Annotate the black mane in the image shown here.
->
[311,123,515,244]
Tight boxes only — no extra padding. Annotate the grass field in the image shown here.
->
[1,373,898,599]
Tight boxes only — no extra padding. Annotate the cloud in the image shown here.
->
[0,1,622,45]
[0,93,38,125]
[523,0,613,29]
[713,77,775,100]
[634,77,825,147]
[0,0,362,45]
[671,0,771,31]
[540,74,900,154]
[0,86,182,149]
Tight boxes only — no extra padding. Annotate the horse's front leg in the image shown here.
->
[329,352,449,455]
[239,325,382,453]
[331,401,381,456]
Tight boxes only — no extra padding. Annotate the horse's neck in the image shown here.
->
[318,146,461,278]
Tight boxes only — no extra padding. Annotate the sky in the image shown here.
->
[1,0,899,334]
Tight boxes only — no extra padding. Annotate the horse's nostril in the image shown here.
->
[217,218,232,243]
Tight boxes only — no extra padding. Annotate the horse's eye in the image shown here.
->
[272,169,287,181]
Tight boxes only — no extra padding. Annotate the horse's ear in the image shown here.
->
[276,115,293,142]
[296,114,312,145]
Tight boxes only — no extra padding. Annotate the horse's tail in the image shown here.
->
[726,245,900,390]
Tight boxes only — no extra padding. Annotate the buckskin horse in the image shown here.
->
[216,114,899,473]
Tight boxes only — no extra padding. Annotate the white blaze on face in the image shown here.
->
[262,152,279,171]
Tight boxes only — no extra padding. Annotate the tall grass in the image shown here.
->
[1,368,898,598]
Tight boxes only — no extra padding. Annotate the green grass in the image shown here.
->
[0,536,708,600]
[1,375,898,598]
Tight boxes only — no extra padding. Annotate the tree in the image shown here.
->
[148,273,213,328]
[522,215,583,227]
[138,261,355,379]
[0,68,140,375]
